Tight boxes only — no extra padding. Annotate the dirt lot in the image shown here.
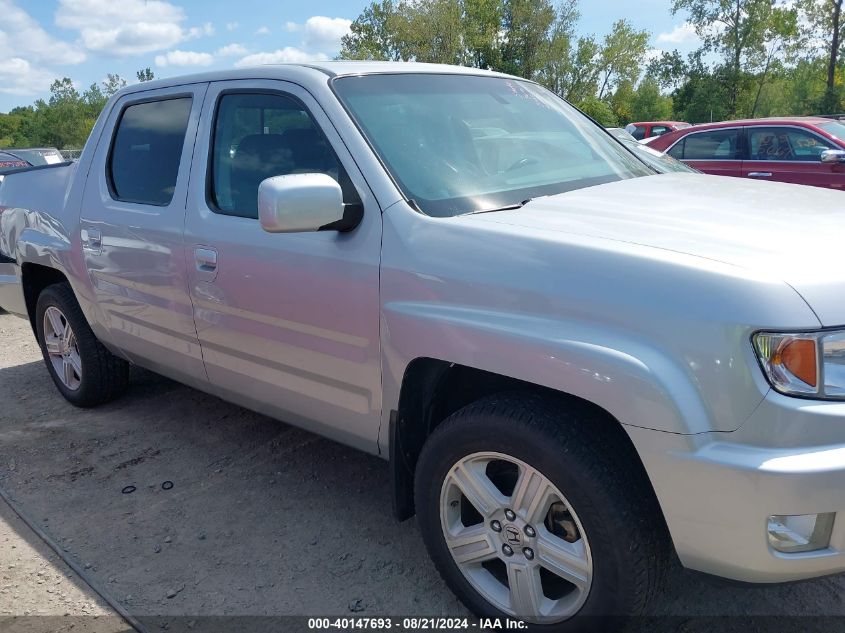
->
[2,310,845,632]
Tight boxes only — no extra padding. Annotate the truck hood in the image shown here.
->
[465,173,845,325]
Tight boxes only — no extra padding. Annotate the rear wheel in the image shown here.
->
[35,282,129,407]
[414,393,669,630]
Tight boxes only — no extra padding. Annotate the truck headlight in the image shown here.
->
[753,330,845,399]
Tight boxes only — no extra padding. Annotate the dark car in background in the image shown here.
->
[0,151,31,184]
[649,117,845,190]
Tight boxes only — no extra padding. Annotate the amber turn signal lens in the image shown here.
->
[774,339,817,387]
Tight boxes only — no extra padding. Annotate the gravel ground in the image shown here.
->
[2,310,845,632]
[0,496,130,632]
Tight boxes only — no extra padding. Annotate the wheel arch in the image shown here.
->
[389,357,668,536]
[21,263,70,336]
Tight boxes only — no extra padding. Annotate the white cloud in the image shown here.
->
[217,43,249,57]
[154,49,214,67]
[56,0,214,56]
[255,26,270,35]
[656,22,698,46]
[0,0,85,65]
[234,47,329,68]
[286,16,351,52]
[226,22,239,32]
[0,57,56,96]
[188,22,215,38]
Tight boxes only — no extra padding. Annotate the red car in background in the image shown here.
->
[625,121,690,140]
[649,117,845,190]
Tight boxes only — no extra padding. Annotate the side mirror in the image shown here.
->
[258,173,347,233]
[820,149,845,164]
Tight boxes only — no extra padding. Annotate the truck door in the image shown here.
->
[184,80,383,452]
[79,84,209,384]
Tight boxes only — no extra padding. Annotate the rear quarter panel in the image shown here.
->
[0,99,117,338]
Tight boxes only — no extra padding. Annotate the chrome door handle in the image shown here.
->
[748,172,772,178]
[81,228,102,253]
[194,247,218,272]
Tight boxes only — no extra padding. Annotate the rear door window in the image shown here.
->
[108,97,193,206]
[676,129,741,160]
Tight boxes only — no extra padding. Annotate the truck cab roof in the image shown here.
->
[115,62,513,99]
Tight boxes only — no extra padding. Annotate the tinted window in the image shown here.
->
[631,125,647,140]
[108,97,192,205]
[748,127,834,162]
[651,126,670,137]
[680,129,741,160]
[667,138,685,159]
[210,92,356,219]
[333,74,650,217]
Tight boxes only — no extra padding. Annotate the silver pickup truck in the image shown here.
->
[2,62,845,628]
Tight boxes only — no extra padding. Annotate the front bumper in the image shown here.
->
[0,259,26,317]
[630,391,845,583]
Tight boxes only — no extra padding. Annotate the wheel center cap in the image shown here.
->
[502,524,522,546]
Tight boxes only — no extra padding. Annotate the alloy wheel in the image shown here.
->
[439,451,592,623]
[42,305,82,390]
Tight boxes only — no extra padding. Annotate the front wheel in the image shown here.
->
[414,393,669,630]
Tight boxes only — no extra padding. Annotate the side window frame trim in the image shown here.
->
[105,92,195,207]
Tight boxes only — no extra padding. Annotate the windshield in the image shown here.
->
[819,121,845,143]
[333,74,651,217]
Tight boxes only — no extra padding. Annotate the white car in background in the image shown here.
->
[3,148,64,166]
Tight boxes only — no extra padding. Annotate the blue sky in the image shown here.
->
[0,0,700,113]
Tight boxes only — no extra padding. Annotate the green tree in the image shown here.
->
[799,0,844,112]
[665,52,733,122]
[536,2,601,101]
[576,95,618,125]
[631,77,674,121]
[747,6,799,117]
[672,0,781,115]
[610,79,636,123]
[136,67,155,82]
[595,20,649,98]
[340,0,409,60]
[499,0,557,78]
[463,0,506,68]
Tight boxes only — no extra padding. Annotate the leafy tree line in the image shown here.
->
[0,69,154,149]
[340,0,845,125]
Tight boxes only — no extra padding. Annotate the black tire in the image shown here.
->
[35,282,129,407]
[414,392,670,631]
